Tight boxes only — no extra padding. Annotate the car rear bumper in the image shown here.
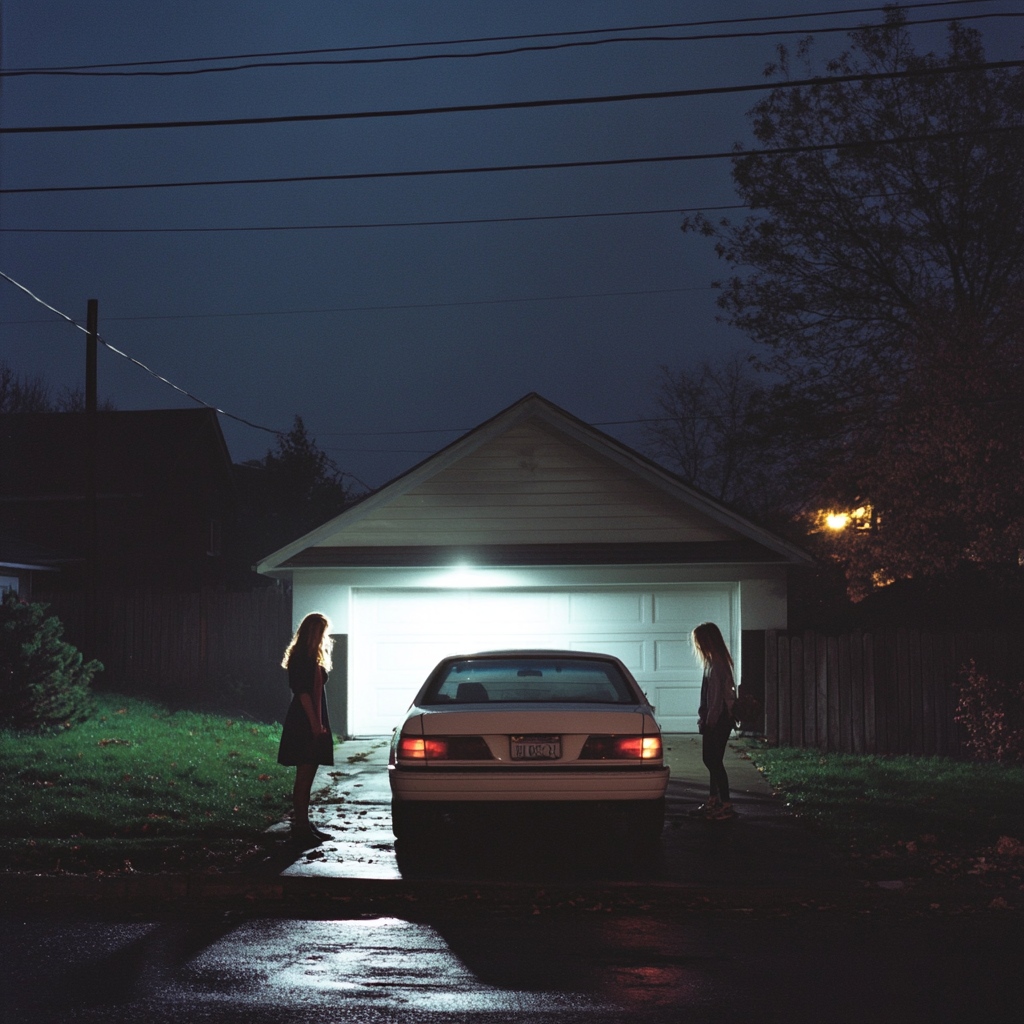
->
[389,764,670,802]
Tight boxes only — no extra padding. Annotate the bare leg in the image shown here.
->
[293,763,318,830]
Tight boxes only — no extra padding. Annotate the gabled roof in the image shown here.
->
[257,393,813,572]
[0,408,235,501]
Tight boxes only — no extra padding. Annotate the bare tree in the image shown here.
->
[0,363,52,413]
[646,354,791,523]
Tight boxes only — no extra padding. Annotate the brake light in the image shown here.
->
[641,735,662,759]
[579,734,662,760]
[397,735,493,760]
[398,736,426,759]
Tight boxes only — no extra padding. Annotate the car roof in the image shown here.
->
[440,650,621,659]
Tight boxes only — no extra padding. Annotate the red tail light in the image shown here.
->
[397,735,493,760]
[579,734,662,760]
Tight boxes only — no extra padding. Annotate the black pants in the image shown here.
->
[702,713,733,802]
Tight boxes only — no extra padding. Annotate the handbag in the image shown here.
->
[731,687,763,726]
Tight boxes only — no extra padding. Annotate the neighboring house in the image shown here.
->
[0,409,237,589]
[0,535,61,600]
[258,394,813,736]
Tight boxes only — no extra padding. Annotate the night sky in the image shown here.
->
[2,1,1021,490]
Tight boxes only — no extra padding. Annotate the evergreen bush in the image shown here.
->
[0,594,101,729]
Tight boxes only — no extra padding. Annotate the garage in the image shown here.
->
[258,394,812,736]
[349,585,737,735]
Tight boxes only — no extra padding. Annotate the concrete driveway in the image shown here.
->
[274,735,841,888]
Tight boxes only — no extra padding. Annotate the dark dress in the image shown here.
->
[277,655,334,766]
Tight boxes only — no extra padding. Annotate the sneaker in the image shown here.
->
[688,799,721,818]
[310,824,334,841]
[706,802,737,821]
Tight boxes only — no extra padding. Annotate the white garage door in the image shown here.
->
[349,586,737,735]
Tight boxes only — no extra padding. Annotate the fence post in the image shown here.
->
[860,630,876,753]
[778,634,792,747]
[765,630,779,747]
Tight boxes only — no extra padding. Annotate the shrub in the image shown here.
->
[0,594,101,729]
[953,661,1024,765]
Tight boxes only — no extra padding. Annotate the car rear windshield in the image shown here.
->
[422,658,638,705]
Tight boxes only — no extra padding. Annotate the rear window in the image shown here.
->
[422,657,637,705]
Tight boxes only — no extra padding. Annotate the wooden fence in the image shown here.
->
[764,629,1024,757]
[36,587,293,722]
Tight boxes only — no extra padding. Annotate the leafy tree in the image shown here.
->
[683,12,1024,596]
[0,594,101,729]
[237,416,352,559]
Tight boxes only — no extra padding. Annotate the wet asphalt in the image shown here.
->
[275,734,837,887]
[3,908,1022,1022]
[4,738,1021,1022]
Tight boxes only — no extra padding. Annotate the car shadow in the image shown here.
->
[393,804,664,882]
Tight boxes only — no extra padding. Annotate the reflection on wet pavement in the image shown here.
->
[5,912,1022,1023]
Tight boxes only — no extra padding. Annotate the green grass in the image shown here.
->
[743,742,1024,853]
[0,693,295,872]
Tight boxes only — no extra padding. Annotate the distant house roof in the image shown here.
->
[0,408,235,504]
[259,393,812,573]
[0,534,62,572]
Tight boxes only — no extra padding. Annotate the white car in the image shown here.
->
[388,650,670,844]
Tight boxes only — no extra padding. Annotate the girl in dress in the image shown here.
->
[278,613,335,844]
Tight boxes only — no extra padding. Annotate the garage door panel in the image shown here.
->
[653,589,731,627]
[568,591,645,624]
[653,638,695,672]
[569,638,645,672]
[351,587,737,735]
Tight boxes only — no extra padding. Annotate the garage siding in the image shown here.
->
[315,421,733,548]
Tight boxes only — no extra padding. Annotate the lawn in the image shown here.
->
[0,693,301,873]
[742,741,1024,885]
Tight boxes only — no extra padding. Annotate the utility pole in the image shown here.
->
[85,300,98,640]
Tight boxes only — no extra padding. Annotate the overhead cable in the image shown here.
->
[0,286,708,327]
[0,204,746,234]
[6,13,1019,77]
[5,1,999,72]
[5,123,1022,196]
[0,270,282,436]
[4,59,1020,135]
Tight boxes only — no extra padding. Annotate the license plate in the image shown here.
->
[510,735,561,760]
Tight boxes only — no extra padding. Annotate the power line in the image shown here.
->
[317,417,676,438]
[0,286,709,326]
[5,1,999,72]
[0,186,950,235]
[0,203,745,234]
[4,59,1020,135]
[6,13,1018,78]
[5,123,1022,196]
[0,270,282,437]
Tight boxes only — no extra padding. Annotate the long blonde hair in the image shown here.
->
[691,621,733,670]
[282,612,333,670]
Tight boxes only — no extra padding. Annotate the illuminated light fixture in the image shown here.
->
[819,505,872,532]
[443,564,478,588]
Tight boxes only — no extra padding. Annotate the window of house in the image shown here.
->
[0,575,19,596]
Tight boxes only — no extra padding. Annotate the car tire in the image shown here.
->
[391,801,436,843]
[631,797,665,846]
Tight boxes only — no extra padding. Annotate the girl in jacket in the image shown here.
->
[277,612,335,844]
[690,621,738,821]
